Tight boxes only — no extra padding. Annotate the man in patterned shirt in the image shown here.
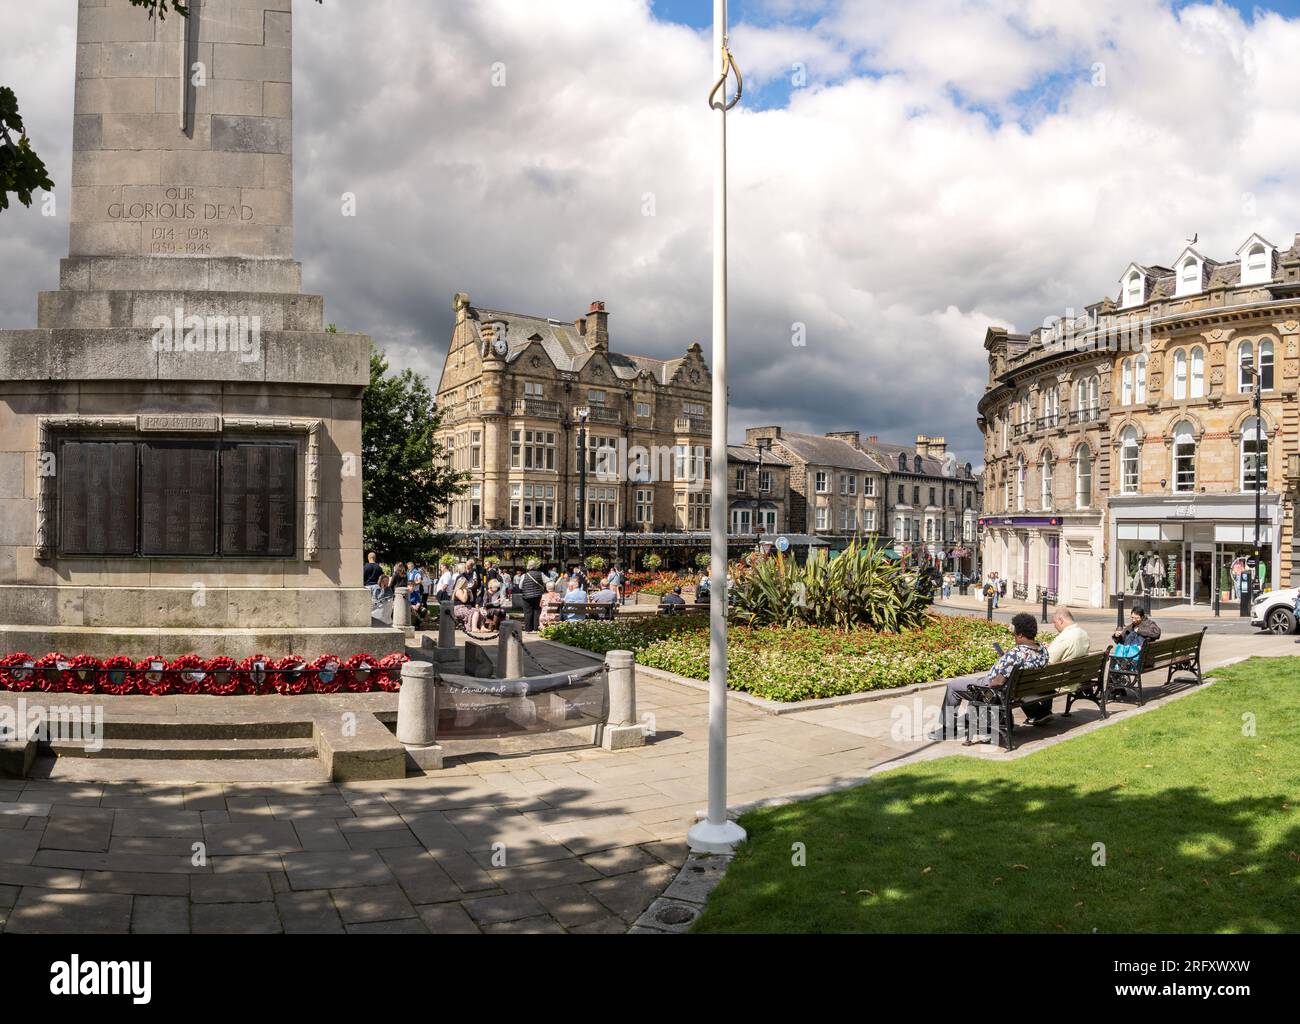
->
[933,612,1049,740]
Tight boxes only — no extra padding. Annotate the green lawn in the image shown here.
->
[693,657,1300,933]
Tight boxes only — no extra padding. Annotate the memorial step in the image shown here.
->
[100,720,313,741]
[47,736,319,761]
[32,755,330,785]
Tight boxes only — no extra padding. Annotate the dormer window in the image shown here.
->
[1174,248,1205,297]
[1122,269,1145,308]
[1237,234,1277,286]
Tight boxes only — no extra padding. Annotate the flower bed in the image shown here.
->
[543,615,1026,702]
[0,652,409,697]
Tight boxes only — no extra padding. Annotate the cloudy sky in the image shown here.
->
[6,0,1300,465]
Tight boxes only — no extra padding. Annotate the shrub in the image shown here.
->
[732,537,931,632]
[585,555,608,572]
[541,614,707,655]
[642,553,663,570]
[695,553,711,569]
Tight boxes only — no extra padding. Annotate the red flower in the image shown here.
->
[311,654,344,694]
[99,656,137,697]
[170,654,207,696]
[237,654,273,696]
[376,653,409,693]
[135,657,173,696]
[0,652,39,693]
[273,655,309,696]
[36,652,71,694]
[343,653,380,693]
[205,657,239,697]
[66,655,101,695]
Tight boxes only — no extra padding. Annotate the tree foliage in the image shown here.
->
[0,87,53,212]
[362,344,464,563]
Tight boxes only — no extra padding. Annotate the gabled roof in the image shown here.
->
[774,432,887,473]
[467,304,704,384]
[1235,232,1277,256]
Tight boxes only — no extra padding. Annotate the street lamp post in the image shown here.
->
[1239,366,1264,617]
[688,0,746,855]
[576,407,590,567]
[753,437,769,549]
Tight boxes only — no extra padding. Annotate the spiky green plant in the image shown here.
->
[731,538,932,632]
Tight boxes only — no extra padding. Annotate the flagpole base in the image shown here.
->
[687,818,747,854]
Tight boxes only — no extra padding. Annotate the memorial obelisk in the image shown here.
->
[0,0,401,660]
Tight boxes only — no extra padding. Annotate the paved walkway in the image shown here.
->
[1,623,1294,933]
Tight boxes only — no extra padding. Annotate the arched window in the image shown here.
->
[1124,271,1143,307]
[1242,418,1268,491]
[1180,257,1199,292]
[1121,358,1133,405]
[1260,340,1274,391]
[898,453,906,471]
[1239,341,1254,392]
[1172,421,1196,493]
[1120,428,1139,494]
[914,455,922,473]
[1075,445,1092,509]
[1173,349,1187,400]
[1041,451,1053,509]
[1016,455,1025,512]
[1135,353,1147,403]
[1190,346,1205,398]
[1088,376,1099,410]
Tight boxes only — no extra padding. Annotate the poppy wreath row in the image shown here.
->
[0,652,410,697]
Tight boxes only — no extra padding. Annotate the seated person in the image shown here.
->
[590,578,618,605]
[1112,606,1161,647]
[450,578,476,630]
[660,586,687,614]
[933,612,1048,740]
[538,580,565,628]
[560,579,588,621]
[408,585,427,630]
[475,579,509,633]
[1022,607,1091,726]
[1109,606,1160,695]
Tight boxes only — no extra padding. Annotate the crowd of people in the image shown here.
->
[363,553,628,636]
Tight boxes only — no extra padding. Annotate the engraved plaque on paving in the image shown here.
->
[59,441,138,556]
[140,444,218,557]
[221,443,296,558]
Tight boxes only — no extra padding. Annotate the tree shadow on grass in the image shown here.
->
[696,775,1300,934]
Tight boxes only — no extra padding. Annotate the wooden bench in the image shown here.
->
[560,601,618,622]
[963,648,1111,751]
[1107,628,1206,706]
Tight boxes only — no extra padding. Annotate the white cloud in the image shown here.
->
[4,0,1300,467]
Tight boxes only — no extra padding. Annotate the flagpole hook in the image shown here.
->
[708,42,743,111]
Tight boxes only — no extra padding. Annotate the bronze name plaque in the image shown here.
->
[140,444,219,557]
[59,442,138,557]
[220,443,297,558]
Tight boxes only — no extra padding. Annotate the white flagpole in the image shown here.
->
[688,0,746,855]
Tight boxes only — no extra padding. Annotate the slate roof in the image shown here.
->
[470,305,689,384]
[862,439,960,478]
[774,432,889,473]
[727,444,791,467]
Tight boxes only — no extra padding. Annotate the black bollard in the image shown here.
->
[986,593,994,621]
[1041,590,1050,624]
[1213,582,1220,618]
[1116,591,1125,630]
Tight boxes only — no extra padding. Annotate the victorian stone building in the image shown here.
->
[978,233,1300,608]
[435,294,714,561]
[726,443,791,539]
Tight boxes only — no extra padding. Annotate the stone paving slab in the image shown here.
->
[0,627,1286,934]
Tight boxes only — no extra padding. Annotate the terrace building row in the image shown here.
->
[434,293,978,569]
[978,232,1300,608]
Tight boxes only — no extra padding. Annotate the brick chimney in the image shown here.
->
[825,430,862,449]
[867,435,879,444]
[746,426,781,444]
[585,301,609,351]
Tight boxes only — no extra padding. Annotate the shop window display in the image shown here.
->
[1122,544,1183,599]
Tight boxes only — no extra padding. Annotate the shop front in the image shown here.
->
[1108,494,1282,609]
[979,513,1105,608]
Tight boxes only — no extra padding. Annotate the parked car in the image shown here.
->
[1250,587,1299,634]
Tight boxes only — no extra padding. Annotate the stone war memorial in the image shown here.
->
[0,0,402,663]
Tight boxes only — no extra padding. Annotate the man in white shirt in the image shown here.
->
[1023,606,1092,726]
